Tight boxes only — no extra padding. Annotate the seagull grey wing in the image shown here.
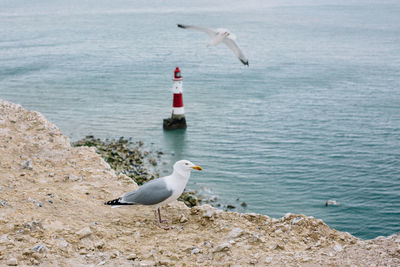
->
[121,178,173,205]
[222,38,249,66]
[177,24,216,38]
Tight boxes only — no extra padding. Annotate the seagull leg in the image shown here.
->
[154,208,169,230]
[158,207,169,224]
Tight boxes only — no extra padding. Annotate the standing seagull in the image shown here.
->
[177,24,249,66]
[104,160,202,230]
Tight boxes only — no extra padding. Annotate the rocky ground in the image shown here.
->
[0,99,399,266]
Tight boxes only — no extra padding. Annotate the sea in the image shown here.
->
[1,0,399,240]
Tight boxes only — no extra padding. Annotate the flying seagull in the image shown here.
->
[177,24,249,66]
[105,160,202,230]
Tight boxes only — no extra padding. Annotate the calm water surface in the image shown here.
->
[1,0,400,239]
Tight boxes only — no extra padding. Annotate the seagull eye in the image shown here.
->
[185,163,189,165]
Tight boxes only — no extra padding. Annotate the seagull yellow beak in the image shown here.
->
[191,166,202,171]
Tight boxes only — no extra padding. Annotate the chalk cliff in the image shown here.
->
[0,99,399,266]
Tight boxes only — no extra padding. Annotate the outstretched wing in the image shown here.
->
[121,178,173,205]
[177,24,217,38]
[222,38,249,66]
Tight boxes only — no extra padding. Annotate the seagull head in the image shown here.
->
[174,160,202,175]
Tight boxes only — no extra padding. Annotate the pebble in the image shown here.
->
[33,244,48,253]
[49,173,55,177]
[265,257,273,263]
[25,220,43,231]
[228,228,244,239]
[68,174,80,182]
[274,229,282,235]
[159,259,172,265]
[333,243,343,252]
[180,214,188,223]
[21,159,33,170]
[191,247,200,254]
[58,238,68,248]
[76,226,92,239]
[292,217,304,225]
[0,200,6,206]
[127,253,137,260]
[7,258,18,266]
[212,242,231,253]
[203,241,212,248]
[284,213,292,219]
[137,260,155,266]
[95,240,104,249]
[272,243,285,250]
[253,234,259,242]
[201,205,218,218]
[249,258,258,264]
[110,251,120,259]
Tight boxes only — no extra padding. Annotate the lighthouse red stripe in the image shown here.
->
[173,93,183,108]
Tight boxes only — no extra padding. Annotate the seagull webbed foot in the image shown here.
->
[155,208,170,230]
[157,221,170,230]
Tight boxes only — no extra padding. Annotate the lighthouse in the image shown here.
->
[163,67,187,130]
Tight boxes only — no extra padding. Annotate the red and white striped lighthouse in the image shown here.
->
[171,67,184,119]
[163,67,187,130]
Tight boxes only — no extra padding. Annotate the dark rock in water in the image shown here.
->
[241,202,247,207]
[163,117,187,130]
[226,204,236,210]
[325,200,339,206]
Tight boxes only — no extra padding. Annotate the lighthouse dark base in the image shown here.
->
[163,116,187,130]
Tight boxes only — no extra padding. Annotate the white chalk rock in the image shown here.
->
[180,214,188,223]
[292,217,304,225]
[333,243,343,252]
[199,204,221,218]
[191,247,200,254]
[127,253,137,260]
[228,228,244,239]
[7,258,18,266]
[68,174,80,182]
[212,242,231,253]
[76,226,92,239]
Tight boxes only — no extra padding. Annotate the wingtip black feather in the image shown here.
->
[104,198,131,205]
[177,24,186,29]
[240,59,249,66]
